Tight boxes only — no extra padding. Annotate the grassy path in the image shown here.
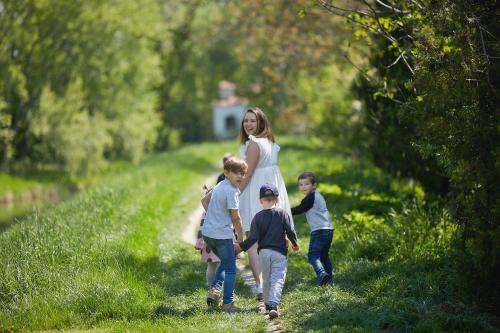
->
[180,173,218,245]
[1,139,498,332]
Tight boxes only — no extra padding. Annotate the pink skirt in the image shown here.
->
[201,243,220,263]
[195,238,241,262]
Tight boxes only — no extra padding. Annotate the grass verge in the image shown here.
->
[0,141,266,332]
[1,138,498,332]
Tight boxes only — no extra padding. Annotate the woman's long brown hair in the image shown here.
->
[239,107,275,144]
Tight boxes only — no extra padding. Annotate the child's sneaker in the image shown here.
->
[318,273,331,286]
[207,287,222,307]
[220,302,239,313]
[268,305,279,319]
[252,285,263,301]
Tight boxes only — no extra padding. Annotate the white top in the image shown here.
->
[202,179,239,239]
[307,192,333,232]
[239,135,293,232]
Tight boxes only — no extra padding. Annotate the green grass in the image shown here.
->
[0,161,132,228]
[0,141,266,332]
[276,139,499,332]
[1,138,498,332]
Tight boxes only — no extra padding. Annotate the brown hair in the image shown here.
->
[298,171,316,185]
[239,107,275,144]
[224,157,248,174]
[222,153,235,164]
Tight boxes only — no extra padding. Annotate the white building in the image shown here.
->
[212,81,248,139]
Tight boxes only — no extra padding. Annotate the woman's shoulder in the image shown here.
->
[248,135,274,146]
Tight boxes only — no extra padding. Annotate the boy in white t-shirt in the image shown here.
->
[202,157,247,312]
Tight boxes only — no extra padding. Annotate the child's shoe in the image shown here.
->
[207,287,222,307]
[252,285,263,301]
[268,305,279,319]
[318,273,331,286]
[264,303,271,314]
[220,302,239,313]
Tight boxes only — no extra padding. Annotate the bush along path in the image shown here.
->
[0,138,498,332]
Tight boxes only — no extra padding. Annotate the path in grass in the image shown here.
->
[180,173,217,245]
[1,139,498,332]
[181,173,283,332]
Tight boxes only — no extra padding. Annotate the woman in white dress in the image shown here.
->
[238,107,293,299]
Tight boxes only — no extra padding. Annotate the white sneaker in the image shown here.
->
[252,285,263,301]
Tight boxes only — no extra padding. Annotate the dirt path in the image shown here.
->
[181,173,219,244]
[181,173,283,332]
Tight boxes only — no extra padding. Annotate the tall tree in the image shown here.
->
[316,0,500,310]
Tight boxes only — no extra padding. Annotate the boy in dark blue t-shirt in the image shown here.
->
[235,183,299,319]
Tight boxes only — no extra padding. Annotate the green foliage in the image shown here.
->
[296,64,364,149]
[277,138,497,332]
[332,0,500,309]
[408,3,500,305]
[31,79,110,175]
[0,0,162,176]
[156,2,239,146]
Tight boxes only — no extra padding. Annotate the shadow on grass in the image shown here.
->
[277,147,499,331]
[285,251,497,332]
[101,243,260,322]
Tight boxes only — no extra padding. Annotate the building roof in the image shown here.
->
[212,95,248,107]
[219,80,236,90]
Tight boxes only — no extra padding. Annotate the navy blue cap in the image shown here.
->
[259,183,279,198]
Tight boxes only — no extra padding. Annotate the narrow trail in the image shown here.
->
[181,173,283,332]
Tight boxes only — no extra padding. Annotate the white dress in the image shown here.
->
[239,135,293,232]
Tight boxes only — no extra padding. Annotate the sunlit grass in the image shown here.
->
[1,138,498,332]
[0,141,268,331]
[277,137,497,332]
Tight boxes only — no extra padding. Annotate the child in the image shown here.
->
[216,153,235,184]
[195,212,220,288]
[291,171,333,286]
[235,183,299,319]
[195,153,236,288]
[202,157,247,313]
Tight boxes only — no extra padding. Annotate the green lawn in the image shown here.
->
[0,142,266,332]
[0,139,498,332]
[0,161,130,228]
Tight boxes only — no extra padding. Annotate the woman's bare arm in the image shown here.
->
[239,141,259,192]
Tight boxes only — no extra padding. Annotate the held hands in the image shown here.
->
[194,238,204,250]
[285,238,300,252]
[234,243,242,254]
[202,184,211,194]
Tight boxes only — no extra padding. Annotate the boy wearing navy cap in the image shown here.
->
[235,183,299,319]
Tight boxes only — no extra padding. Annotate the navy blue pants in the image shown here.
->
[307,229,333,278]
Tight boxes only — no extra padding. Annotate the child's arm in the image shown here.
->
[229,209,243,243]
[283,212,299,251]
[195,217,204,249]
[239,217,259,252]
[201,190,212,211]
[291,192,315,216]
